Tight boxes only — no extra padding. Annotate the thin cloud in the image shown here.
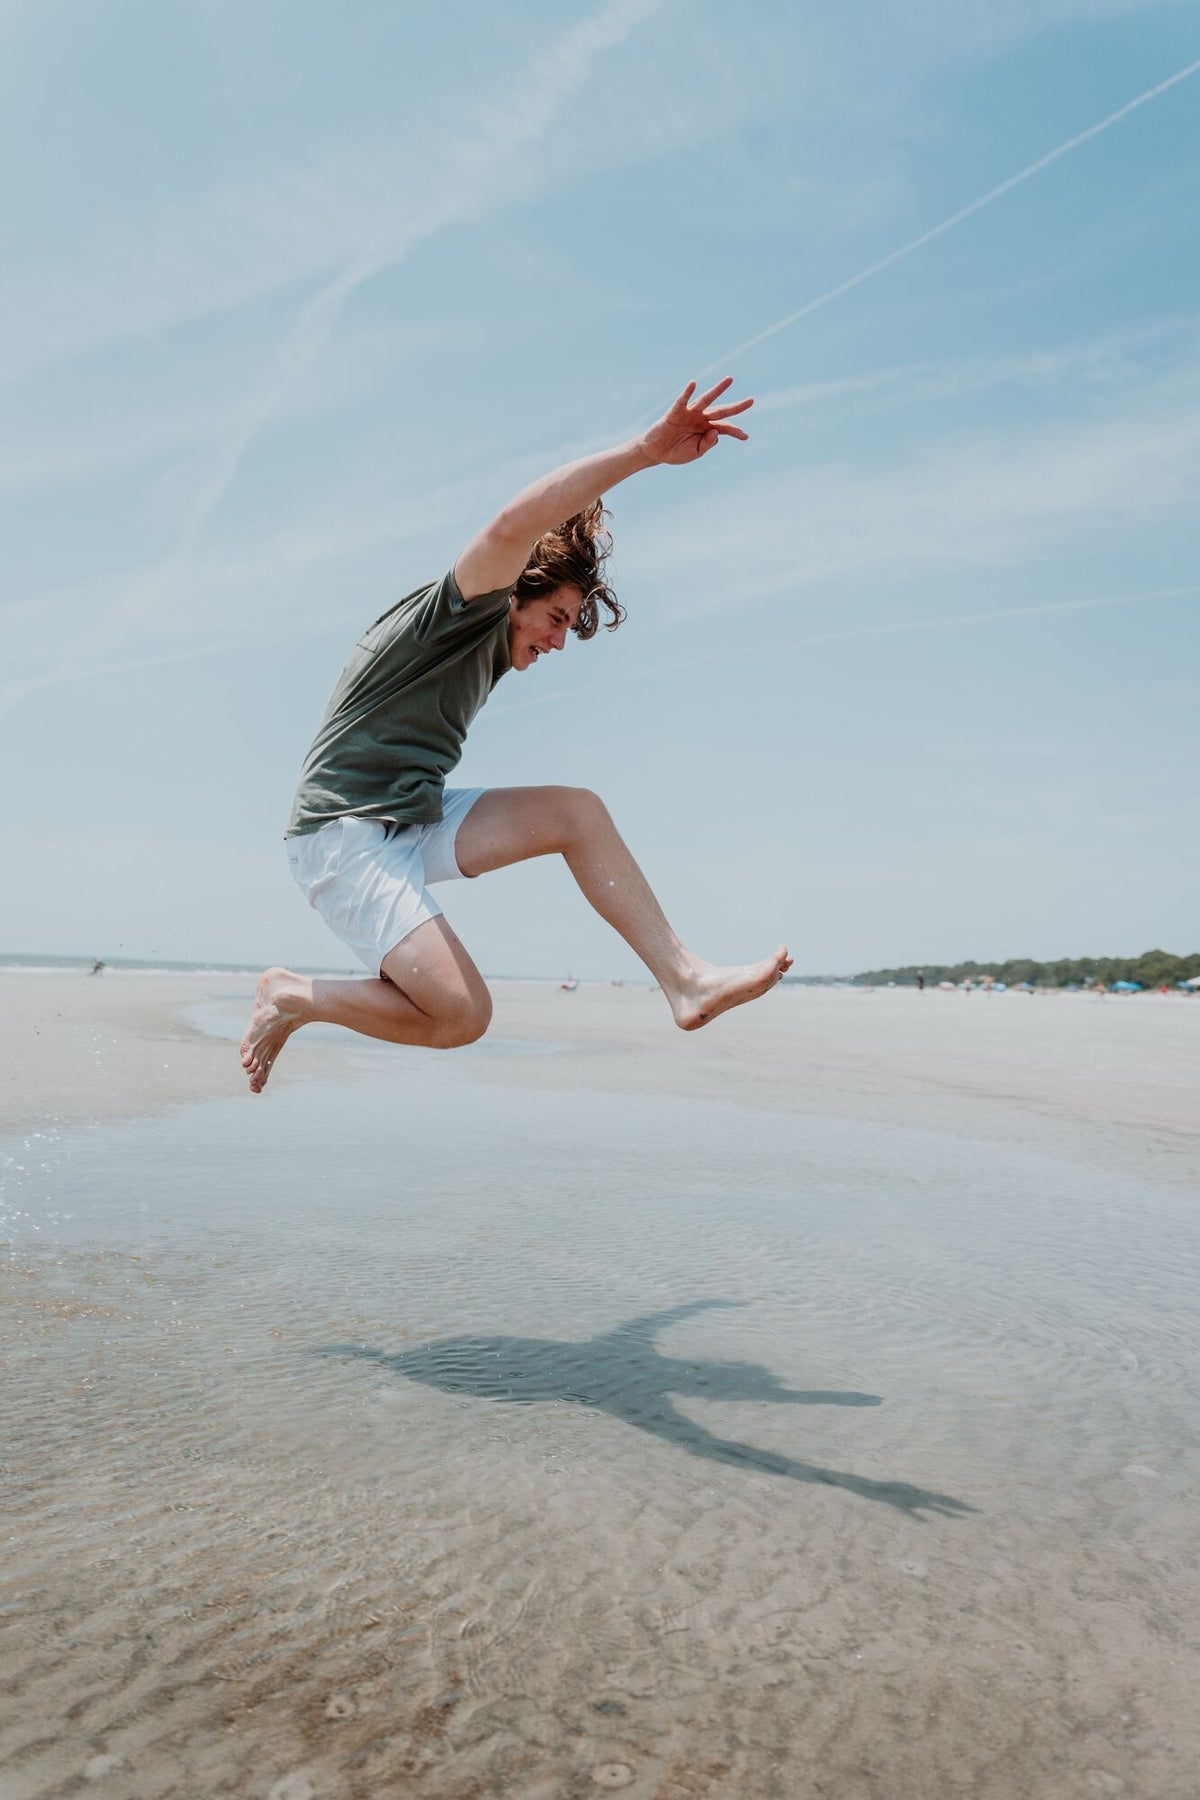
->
[0,0,694,390]
[12,341,1197,696]
[703,54,1200,372]
[486,585,1200,717]
[624,360,1200,620]
[755,319,1195,417]
[3,425,612,686]
[0,0,662,723]
[0,318,457,500]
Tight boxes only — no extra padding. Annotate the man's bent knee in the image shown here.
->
[429,990,492,1049]
[557,785,610,846]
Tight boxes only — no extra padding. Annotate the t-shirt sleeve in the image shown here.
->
[359,569,511,654]
[442,565,513,619]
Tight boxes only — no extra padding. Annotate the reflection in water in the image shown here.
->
[320,1300,974,1518]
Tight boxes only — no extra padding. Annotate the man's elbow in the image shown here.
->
[488,510,535,562]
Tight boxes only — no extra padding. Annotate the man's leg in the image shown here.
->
[455,786,790,1028]
[240,915,491,1093]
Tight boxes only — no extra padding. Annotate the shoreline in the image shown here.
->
[2,971,1196,1152]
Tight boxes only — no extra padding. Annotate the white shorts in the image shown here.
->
[286,788,484,975]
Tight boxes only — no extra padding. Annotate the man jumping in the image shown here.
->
[241,379,791,1093]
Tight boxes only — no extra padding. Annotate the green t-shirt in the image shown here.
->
[286,569,512,837]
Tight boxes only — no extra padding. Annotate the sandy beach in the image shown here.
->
[3,970,1196,1143]
[0,971,361,1136]
[2,974,1198,1797]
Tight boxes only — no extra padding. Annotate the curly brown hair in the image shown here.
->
[511,500,624,640]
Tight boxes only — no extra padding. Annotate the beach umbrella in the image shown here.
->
[1111,980,1141,992]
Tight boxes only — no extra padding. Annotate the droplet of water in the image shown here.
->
[267,1773,318,1800]
[84,1754,124,1781]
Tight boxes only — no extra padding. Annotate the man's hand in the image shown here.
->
[454,376,753,601]
[639,377,753,467]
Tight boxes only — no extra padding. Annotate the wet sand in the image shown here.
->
[2,978,1198,1797]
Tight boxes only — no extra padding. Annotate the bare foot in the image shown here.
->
[670,947,792,1031]
[240,966,308,1093]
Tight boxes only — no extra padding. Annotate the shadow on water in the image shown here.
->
[318,1301,973,1519]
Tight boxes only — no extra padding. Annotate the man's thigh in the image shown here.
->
[454,786,585,878]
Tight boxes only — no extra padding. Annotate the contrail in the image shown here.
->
[704,56,1200,373]
[149,0,662,574]
[487,584,1200,717]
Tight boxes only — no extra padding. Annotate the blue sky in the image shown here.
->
[3,0,1197,976]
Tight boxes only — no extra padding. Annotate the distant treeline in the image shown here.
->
[850,949,1200,989]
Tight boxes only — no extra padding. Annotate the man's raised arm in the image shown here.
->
[453,378,753,601]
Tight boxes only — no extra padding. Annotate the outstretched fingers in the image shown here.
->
[685,377,755,444]
[695,375,734,410]
[650,376,754,463]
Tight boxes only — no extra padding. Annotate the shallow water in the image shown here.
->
[3,1042,1199,1798]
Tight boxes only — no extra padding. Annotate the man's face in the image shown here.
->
[507,584,582,672]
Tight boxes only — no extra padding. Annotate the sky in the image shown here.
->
[2,0,1198,978]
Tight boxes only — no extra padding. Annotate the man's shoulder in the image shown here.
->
[359,570,509,652]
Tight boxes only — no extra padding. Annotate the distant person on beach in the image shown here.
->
[241,380,791,1092]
